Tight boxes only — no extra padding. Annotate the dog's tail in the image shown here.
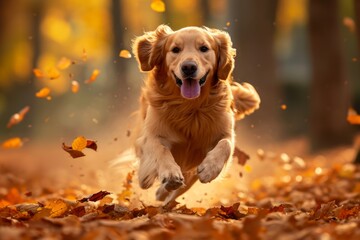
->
[231,82,261,120]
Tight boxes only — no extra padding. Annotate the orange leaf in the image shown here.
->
[71,80,80,93]
[85,69,100,84]
[46,199,68,218]
[2,137,23,149]
[119,50,132,58]
[33,68,44,78]
[72,136,87,151]
[57,57,72,70]
[36,87,51,98]
[7,106,30,128]
[343,17,356,33]
[151,0,165,13]
[347,108,360,125]
[47,67,60,80]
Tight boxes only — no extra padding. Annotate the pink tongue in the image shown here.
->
[180,79,200,99]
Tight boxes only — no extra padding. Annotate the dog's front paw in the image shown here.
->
[159,166,185,191]
[197,157,223,183]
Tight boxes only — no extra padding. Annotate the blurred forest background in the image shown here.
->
[0,0,360,178]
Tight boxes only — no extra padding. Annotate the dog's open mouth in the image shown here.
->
[173,71,209,99]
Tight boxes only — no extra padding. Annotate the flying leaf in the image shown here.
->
[151,0,165,13]
[57,57,72,70]
[72,136,87,151]
[79,191,111,203]
[119,50,132,58]
[85,69,100,84]
[233,146,250,166]
[71,81,80,93]
[347,108,360,125]
[7,106,30,128]
[343,17,356,33]
[47,67,60,80]
[33,68,44,78]
[36,87,51,98]
[2,137,23,149]
[62,137,97,158]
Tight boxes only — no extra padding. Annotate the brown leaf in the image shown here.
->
[86,140,98,151]
[69,206,86,217]
[62,143,86,158]
[71,80,80,93]
[7,106,30,128]
[78,190,111,203]
[233,146,250,165]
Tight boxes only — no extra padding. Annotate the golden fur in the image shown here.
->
[132,25,260,203]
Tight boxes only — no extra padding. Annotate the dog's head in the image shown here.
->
[133,25,236,99]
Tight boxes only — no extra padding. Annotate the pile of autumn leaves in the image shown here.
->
[1,152,360,239]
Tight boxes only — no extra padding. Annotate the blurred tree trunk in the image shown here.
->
[111,0,128,103]
[353,0,360,163]
[308,0,351,150]
[355,0,360,54]
[200,0,211,26]
[229,0,281,144]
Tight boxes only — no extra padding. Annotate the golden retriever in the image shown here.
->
[132,25,260,204]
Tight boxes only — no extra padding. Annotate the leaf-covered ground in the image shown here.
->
[1,146,360,240]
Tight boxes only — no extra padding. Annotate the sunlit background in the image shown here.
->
[0,0,359,206]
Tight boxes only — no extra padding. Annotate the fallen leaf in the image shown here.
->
[46,199,68,218]
[47,67,60,80]
[79,191,111,203]
[85,69,100,84]
[119,50,132,58]
[233,147,250,166]
[343,17,356,33]
[71,80,80,93]
[151,0,165,13]
[2,137,23,149]
[72,136,87,151]
[347,108,360,125]
[57,57,72,70]
[7,106,30,128]
[35,87,51,98]
[33,68,44,78]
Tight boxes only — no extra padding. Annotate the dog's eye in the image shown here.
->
[171,47,180,54]
[200,46,209,52]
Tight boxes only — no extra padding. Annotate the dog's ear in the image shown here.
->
[208,29,236,80]
[132,25,173,71]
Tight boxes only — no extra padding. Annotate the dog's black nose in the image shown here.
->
[181,61,197,77]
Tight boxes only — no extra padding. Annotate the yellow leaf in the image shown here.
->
[72,136,87,151]
[71,81,80,93]
[151,0,165,13]
[33,68,44,78]
[47,67,60,80]
[347,108,360,125]
[85,69,100,84]
[36,87,51,98]
[119,49,132,59]
[57,57,72,70]
[2,137,23,149]
[45,199,68,218]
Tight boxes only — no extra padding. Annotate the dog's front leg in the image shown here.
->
[136,134,185,192]
[197,137,234,183]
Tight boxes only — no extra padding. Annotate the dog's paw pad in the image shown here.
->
[197,162,221,183]
[163,176,184,191]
